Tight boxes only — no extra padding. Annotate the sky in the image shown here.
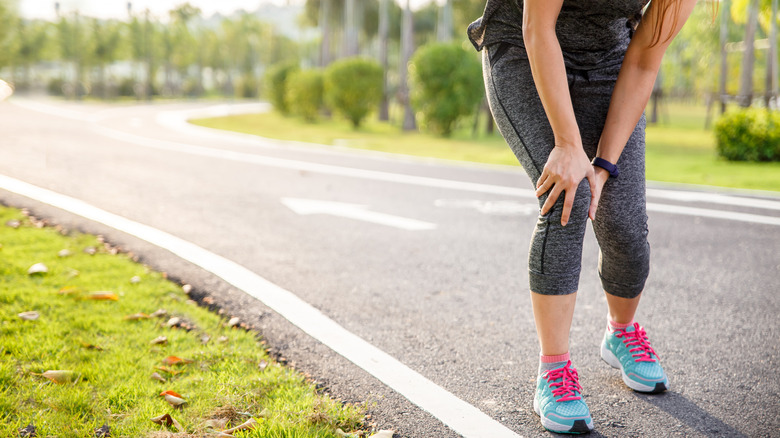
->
[18,0,439,21]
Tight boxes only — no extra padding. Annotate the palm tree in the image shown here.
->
[400,0,416,130]
[738,0,760,106]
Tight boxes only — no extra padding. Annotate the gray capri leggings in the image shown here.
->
[483,43,649,299]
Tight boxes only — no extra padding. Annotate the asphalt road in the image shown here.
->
[1,98,778,437]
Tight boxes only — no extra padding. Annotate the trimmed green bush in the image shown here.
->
[324,57,382,128]
[264,62,299,114]
[286,69,324,122]
[409,42,483,137]
[715,108,780,162]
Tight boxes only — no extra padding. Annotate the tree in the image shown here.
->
[738,0,760,106]
[324,57,382,128]
[90,18,123,98]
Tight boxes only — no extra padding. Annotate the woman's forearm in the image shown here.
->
[596,0,698,163]
[523,0,581,150]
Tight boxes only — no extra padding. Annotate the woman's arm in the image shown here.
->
[523,0,597,227]
[590,0,698,216]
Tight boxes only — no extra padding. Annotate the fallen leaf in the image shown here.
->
[79,341,104,351]
[335,429,361,438]
[86,292,119,301]
[164,394,186,408]
[83,246,97,255]
[165,317,181,327]
[27,263,48,275]
[200,334,210,344]
[150,372,166,383]
[217,336,229,343]
[150,413,182,431]
[32,370,76,384]
[258,360,268,371]
[123,313,150,320]
[203,418,229,430]
[368,431,395,438]
[162,356,193,366]
[18,423,36,437]
[159,390,182,398]
[130,276,141,284]
[221,418,258,434]
[155,366,183,376]
[94,424,110,437]
[150,309,168,318]
[58,286,81,295]
[18,311,39,321]
[202,296,215,305]
[58,249,72,257]
[182,284,192,294]
[227,317,240,328]
[6,219,20,229]
[150,336,167,345]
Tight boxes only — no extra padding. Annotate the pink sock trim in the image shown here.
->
[609,319,635,331]
[540,352,570,363]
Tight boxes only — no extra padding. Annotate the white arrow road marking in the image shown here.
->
[0,174,520,438]
[434,199,539,215]
[281,198,437,231]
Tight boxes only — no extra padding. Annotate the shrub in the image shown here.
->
[236,74,259,99]
[286,69,324,122]
[409,42,483,137]
[264,62,299,114]
[324,57,382,128]
[715,108,780,162]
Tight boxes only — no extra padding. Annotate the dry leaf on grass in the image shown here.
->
[150,336,168,345]
[155,366,183,376]
[162,356,193,366]
[58,249,72,257]
[86,292,119,301]
[18,311,39,321]
[18,423,36,437]
[163,394,186,408]
[159,390,182,398]
[6,219,20,229]
[227,317,240,328]
[200,335,211,344]
[58,286,81,295]
[124,313,150,320]
[150,413,182,431]
[150,309,168,318]
[220,418,259,435]
[165,317,181,327]
[27,263,48,275]
[130,276,141,284]
[79,341,104,351]
[182,284,192,294]
[94,424,110,437]
[32,370,76,384]
[203,418,229,430]
[150,372,167,383]
[83,246,97,255]
[368,431,394,438]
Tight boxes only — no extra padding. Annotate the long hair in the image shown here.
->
[649,0,718,47]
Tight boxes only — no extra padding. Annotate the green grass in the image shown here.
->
[0,208,365,437]
[191,103,780,192]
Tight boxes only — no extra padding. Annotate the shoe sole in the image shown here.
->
[600,341,669,393]
[533,397,594,434]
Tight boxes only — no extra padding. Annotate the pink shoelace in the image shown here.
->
[614,322,658,362]
[543,360,582,402]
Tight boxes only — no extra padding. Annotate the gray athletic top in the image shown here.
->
[468,0,649,69]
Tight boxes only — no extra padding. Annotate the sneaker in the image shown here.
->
[600,322,669,393]
[533,360,594,434]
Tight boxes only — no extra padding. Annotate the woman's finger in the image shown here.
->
[535,176,554,197]
[586,168,599,220]
[541,184,563,216]
[560,184,577,226]
[535,170,548,189]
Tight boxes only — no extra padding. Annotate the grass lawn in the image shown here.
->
[0,207,365,437]
[191,102,780,193]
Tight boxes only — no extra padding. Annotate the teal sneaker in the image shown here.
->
[601,322,669,393]
[533,360,594,434]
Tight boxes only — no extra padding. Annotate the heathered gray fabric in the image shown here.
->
[482,43,650,298]
[468,0,648,70]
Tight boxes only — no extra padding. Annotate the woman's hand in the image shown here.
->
[535,144,597,226]
[588,166,610,221]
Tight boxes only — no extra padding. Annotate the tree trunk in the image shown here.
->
[437,0,453,42]
[767,0,778,108]
[719,0,729,113]
[319,0,331,67]
[738,0,759,107]
[344,0,358,57]
[400,0,416,131]
[378,0,389,121]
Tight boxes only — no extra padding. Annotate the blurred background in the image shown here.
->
[0,0,778,190]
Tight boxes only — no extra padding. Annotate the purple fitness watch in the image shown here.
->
[592,157,619,178]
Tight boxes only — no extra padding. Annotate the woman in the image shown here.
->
[469,0,697,434]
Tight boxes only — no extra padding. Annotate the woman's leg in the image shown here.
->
[605,292,641,324]
[531,291,577,356]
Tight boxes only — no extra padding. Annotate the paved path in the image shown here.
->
[1,98,777,437]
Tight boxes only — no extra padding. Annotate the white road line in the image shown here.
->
[281,198,437,231]
[92,125,780,227]
[0,174,522,438]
